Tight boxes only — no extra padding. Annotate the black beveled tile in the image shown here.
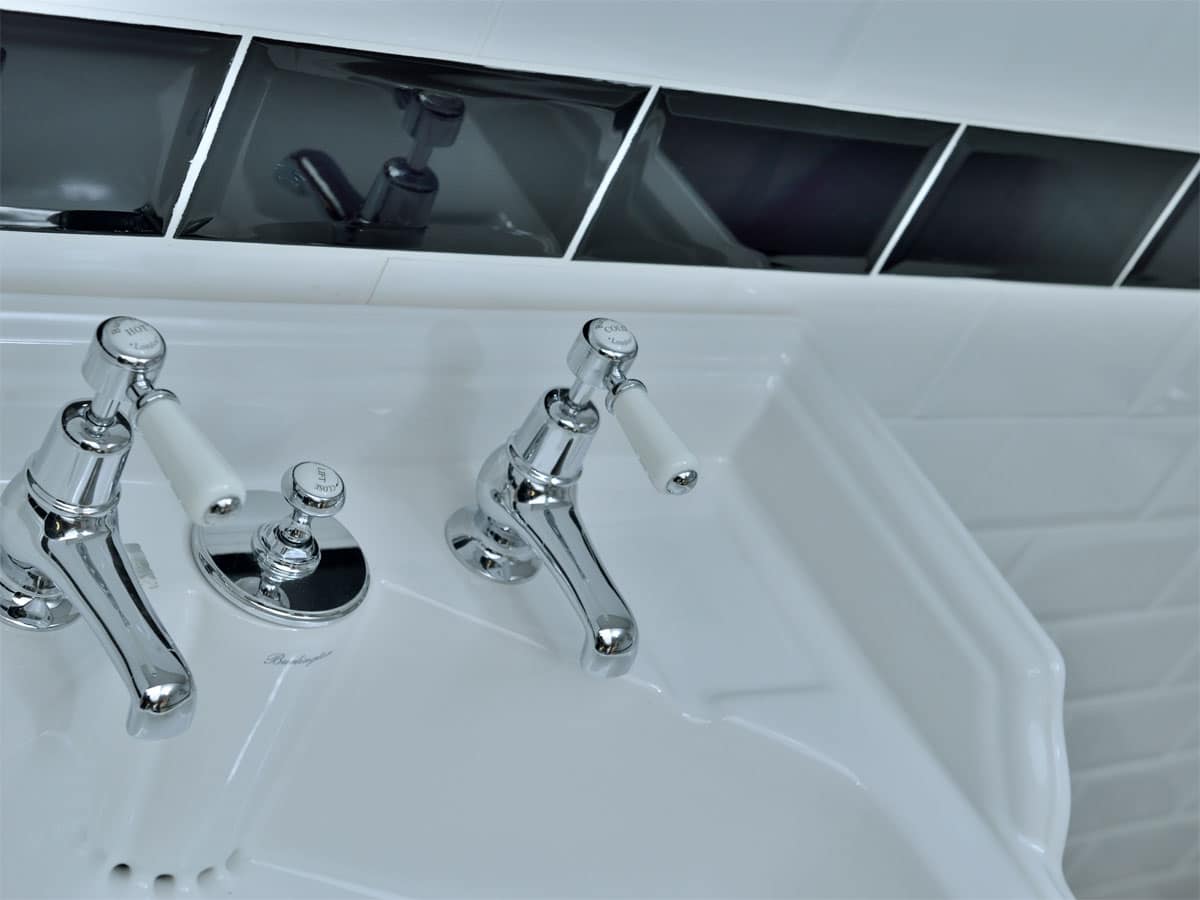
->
[577,90,957,272]
[883,128,1198,285]
[180,39,646,256]
[1126,179,1199,289]
[0,12,237,235]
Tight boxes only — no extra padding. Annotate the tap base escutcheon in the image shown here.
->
[445,506,540,585]
[0,554,79,631]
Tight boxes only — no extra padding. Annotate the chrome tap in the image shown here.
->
[446,318,699,678]
[281,88,465,247]
[0,317,245,738]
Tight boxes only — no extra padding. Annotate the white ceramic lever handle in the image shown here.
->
[137,396,246,525]
[611,384,699,495]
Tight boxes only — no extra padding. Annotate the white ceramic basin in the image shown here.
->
[0,295,1070,898]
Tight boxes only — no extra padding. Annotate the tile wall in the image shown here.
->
[811,289,1199,900]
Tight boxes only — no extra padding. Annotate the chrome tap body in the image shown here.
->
[468,387,636,677]
[447,318,699,678]
[0,318,204,738]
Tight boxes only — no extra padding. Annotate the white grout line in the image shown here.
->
[563,85,660,260]
[1113,157,1200,287]
[1137,432,1198,521]
[1070,747,1198,783]
[1064,812,1200,855]
[474,0,505,56]
[1064,681,1198,715]
[1148,549,1198,609]
[164,34,253,238]
[903,292,994,416]
[869,122,967,275]
[1159,646,1199,689]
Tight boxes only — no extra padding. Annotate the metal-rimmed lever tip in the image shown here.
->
[668,470,700,495]
[205,496,242,523]
[609,382,700,495]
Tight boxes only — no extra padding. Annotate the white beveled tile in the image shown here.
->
[888,418,1194,530]
[1154,868,1200,900]
[826,0,1200,150]
[480,0,870,100]
[1112,12,1200,155]
[1176,719,1200,754]
[970,529,1036,576]
[369,255,804,315]
[1066,819,1199,894]
[1133,308,1200,417]
[800,290,988,416]
[960,420,1196,527]
[1008,521,1199,622]
[1157,555,1200,609]
[1046,608,1198,700]
[1062,838,1097,888]
[8,0,502,57]
[915,291,1197,418]
[884,420,1014,516]
[1170,650,1200,689]
[1181,760,1200,814]
[1145,441,1200,519]
[1065,687,1199,771]
[1070,754,1199,836]
[1084,859,1200,900]
[0,232,386,305]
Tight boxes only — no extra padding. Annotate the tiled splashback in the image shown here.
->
[866,291,1200,900]
[0,13,237,234]
[1,10,1198,289]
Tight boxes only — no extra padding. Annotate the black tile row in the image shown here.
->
[2,12,1197,289]
[577,91,958,273]
[0,12,236,234]
[881,128,1194,286]
[1126,180,1199,289]
[179,38,644,256]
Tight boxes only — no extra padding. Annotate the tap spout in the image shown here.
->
[0,472,194,738]
[477,447,637,677]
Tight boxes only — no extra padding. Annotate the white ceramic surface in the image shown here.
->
[0,295,1070,898]
[5,0,1197,150]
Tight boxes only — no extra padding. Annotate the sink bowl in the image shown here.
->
[0,295,1070,898]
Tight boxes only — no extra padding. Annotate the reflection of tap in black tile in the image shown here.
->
[279,88,465,247]
[54,203,163,234]
[395,88,465,171]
